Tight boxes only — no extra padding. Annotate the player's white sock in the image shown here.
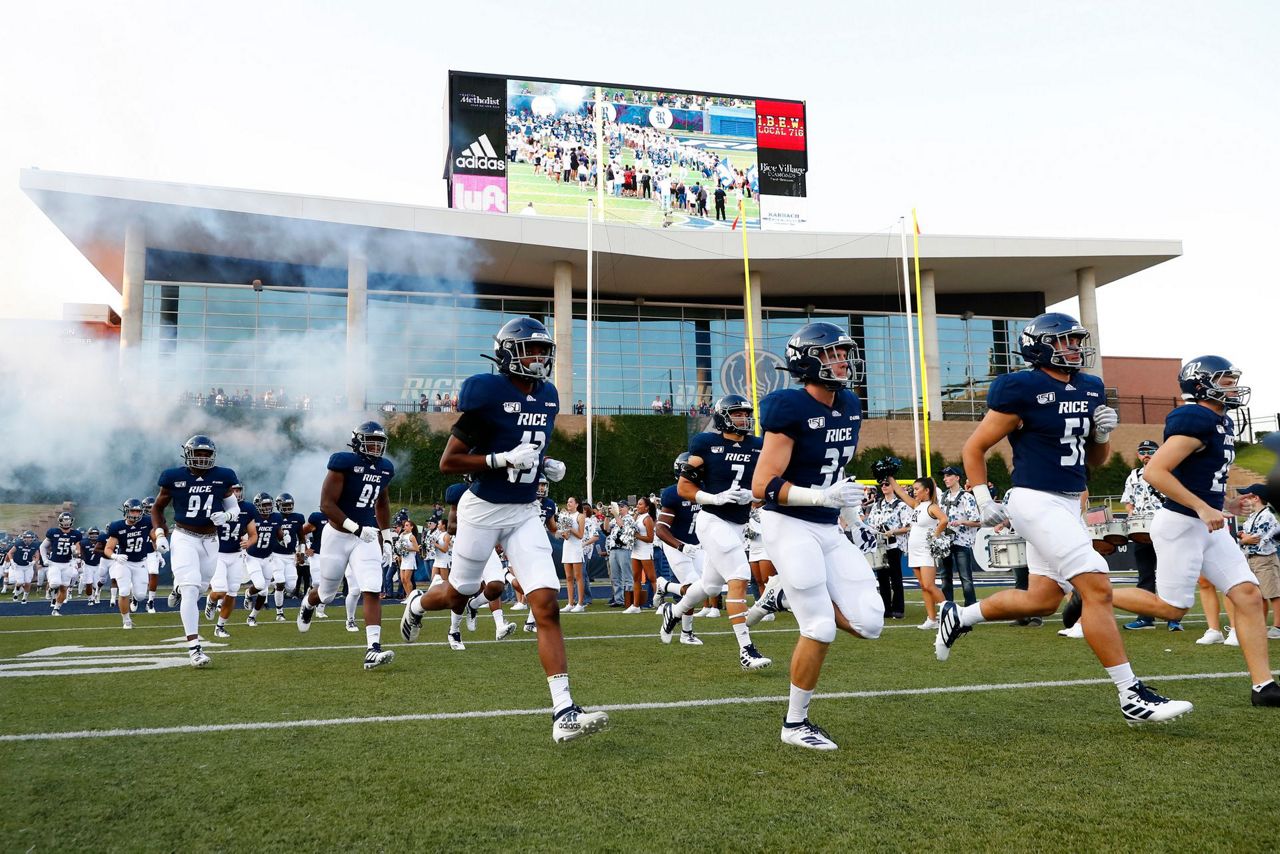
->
[958,603,986,628]
[1105,662,1138,692]
[673,581,707,618]
[681,613,693,632]
[216,616,226,627]
[1254,680,1276,692]
[366,625,381,648]
[467,592,487,611]
[732,622,751,649]
[491,608,504,624]
[345,589,359,621]
[547,673,573,714]
[274,589,284,609]
[785,684,814,724]
[178,585,200,637]
[449,611,463,633]
[146,591,155,603]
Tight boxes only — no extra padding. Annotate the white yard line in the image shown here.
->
[0,669,1258,743]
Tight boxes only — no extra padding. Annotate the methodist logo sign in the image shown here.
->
[720,349,788,400]
[449,73,507,178]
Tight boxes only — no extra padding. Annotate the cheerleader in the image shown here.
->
[396,519,420,600]
[557,497,587,612]
[626,497,656,613]
[892,477,949,629]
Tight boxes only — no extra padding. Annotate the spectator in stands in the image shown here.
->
[574,400,585,415]
[651,395,664,414]
[419,393,429,412]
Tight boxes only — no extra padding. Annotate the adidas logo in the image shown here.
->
[454,134,505,171]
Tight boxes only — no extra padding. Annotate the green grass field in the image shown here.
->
[2,587,1276,852]
[507,146,760,229]
[1235,441,1274,478]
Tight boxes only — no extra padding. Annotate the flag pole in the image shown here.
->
[739,197,761,435]
[585,200,594,505]
[899,218,923,477]
[911,208,932,477]
[594,87,604,222]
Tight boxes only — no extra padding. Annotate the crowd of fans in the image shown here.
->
[180,388,331,410]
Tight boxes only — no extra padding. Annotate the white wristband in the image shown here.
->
[342,518,360,534]
[783,486,827,507]
[694,490,717,506]
[971,484,993,506]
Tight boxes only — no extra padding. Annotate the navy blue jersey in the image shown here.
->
[11,543,39,566]
[80,537,103,567]
[272,512,306,555]
[247,512,283,559]
[307,511,326,552]
[986,369,1106,493]
[659,483,699,544]
[1162,404,1236,518]
[106,519,152,562]
[327,452,395,529]
[444,482,470,507]
[217,500,259,554]
[760,387,863,524]
[686,431,762,525]
[157,465,239,528]
[538,497,557,526]
[44,528,83,564]
[455,373,558,505]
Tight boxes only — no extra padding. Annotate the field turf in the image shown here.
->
[1,589,1276,852]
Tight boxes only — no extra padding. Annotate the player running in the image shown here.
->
[295,421,397,671]
[41,512,82,616]
[654,452,705,645]
[205,483,258,637]
[6,531,41,604]
[941,312,1192,725]
[751,322,883,750]
[399,317,608,742]
[105,499,152,630]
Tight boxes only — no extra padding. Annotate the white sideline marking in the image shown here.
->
[0,669,1254,743]
[0,656,191,678]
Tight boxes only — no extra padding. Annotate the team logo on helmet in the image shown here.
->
[1178,355,1250,410]
[492,317,555,380]
[183,435,217,470]
[784,322,864,389]
[1018,313,1096,374]
[350,422,388,459]
[711,394,754,435]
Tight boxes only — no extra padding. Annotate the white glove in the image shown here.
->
[489,442,540,471]
[155,535,169,554]
[382,542,393,564]
[357,526,379,544]
[210,511,230,526]
[780,477,863,508]
[694,490,729,506]
[1091,405,1119,443]
[73,558,83,570]
[542,458,566,482]
[971,484,1010,527]
[112,553,127,565]
[681,543,701,557]
[280,530,292,547]
[721,486,755,506]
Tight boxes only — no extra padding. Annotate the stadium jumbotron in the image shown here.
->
[20,168,1179,426]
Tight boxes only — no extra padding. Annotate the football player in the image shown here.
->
[141,496,160,613]
[152,435,241,667]
[80,527,105,604]
[944,312,1192,725]
[654,452,705,644]
[205,483,258,637]
[399,317,608,742]
[1104,357,1279,707]
[42,512,82,616]
[659,394,769,670]
[6,531,41,603]
[244,492,281,625]
[270,493,305,620]
[296,421,397,671]
[105,499,152,629]
[751,322,882,750]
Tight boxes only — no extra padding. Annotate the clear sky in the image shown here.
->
[2,0,1276,419]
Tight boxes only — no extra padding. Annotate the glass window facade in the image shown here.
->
[142,282,1029,417]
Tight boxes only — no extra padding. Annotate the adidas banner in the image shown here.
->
[449,73,507,177]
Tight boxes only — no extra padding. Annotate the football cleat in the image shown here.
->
[679,630,703,646]
[1252,682,1280,707]
[1119,681,1192,726]
[204,598,217,620]
[496,620,516,640]
[740,643,772,671]
[363,644,395,670]
[523,618,537,634]
[275,609,286,623]
[934,601,971,662]
[448,631,466,651]
[1195,628,1225,645]
[1061,591,1082,629]
[121,615,133,630]
[51,606,62,617]
[465,602,478,632]
[214,624,231,638]
[189,646,211,668]
[315,603,327,620]
[399,590,424,643]
[658,603,679,644]
[246,615,257,627]
[130,598,138,613]
[167,588,180,609]
[345,619,359,633]
[780,719,838,751]
[551,705,609,743]
[746,575,786,628]
[146,600,156,614]
[297,603,315,633]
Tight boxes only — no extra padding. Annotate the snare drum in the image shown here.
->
[1128,512,1154,544]
[867,536,888,571]
[1088,523,1116,556]
[987,534,1029,569]
[1103,517,1129,545]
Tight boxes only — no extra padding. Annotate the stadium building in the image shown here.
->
[20,169,1181,420]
